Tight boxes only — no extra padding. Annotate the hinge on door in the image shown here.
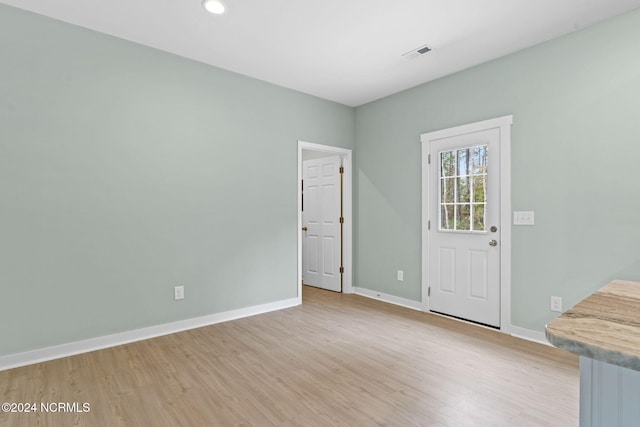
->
[428,154,431,164]
[428,220,431,230]
[428,287,431,297]
[339,217,344,224]
[301,180,303,191]
[339,166,344,174]
[339,266,344,274]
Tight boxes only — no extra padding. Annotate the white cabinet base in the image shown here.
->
[580,356,640,426]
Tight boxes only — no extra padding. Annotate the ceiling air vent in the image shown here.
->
[402,43,432,60]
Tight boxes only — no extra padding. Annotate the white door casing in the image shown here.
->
[302,155,342,292]
[421,116,513,330]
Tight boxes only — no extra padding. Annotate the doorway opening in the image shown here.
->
[297,141,353,302]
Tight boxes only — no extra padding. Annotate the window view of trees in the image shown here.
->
[440,145,487,232]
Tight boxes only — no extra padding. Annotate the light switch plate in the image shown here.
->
[513,211,535,225]
[174,285,184,300]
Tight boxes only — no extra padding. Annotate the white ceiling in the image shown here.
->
[3,0,640,106]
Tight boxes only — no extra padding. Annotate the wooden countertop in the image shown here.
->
[546,280,640,371]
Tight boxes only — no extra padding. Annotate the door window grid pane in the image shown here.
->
[439,145,488,232]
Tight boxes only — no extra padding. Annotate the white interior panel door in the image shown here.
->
[428,128,501,327]
[302,156,341,292]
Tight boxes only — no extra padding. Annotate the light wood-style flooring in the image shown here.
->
[0,286,578,426]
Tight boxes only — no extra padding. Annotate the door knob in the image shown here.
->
[301,227,308,231]
[489,239,498,246]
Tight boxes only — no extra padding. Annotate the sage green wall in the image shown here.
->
[0,5,354,356]
[354,9,640,332]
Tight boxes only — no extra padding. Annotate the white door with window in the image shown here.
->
[302,156,342,292]
[425,127,501,327]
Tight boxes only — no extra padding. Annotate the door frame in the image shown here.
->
[420,115,513,333]
[297,141,353,302]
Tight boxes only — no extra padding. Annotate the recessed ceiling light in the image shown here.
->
[202,0,226,14]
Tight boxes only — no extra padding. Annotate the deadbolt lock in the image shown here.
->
[490,226,498,232]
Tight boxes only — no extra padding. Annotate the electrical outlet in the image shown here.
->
[174,286,184,300]
[550,296,562,312]
[397,270,404,281]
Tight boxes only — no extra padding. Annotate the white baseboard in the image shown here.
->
[0,297,300,372]
[510,325,550,346]
[353,287,548,347]
[353,286,422,311]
